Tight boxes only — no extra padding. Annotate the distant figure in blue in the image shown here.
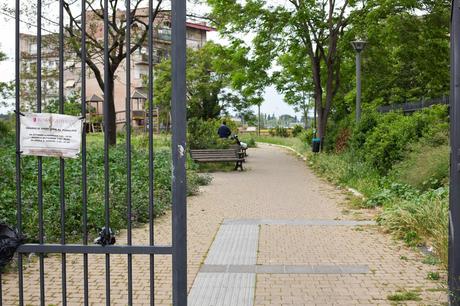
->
[218,121,232,139]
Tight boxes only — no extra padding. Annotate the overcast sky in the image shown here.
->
[0,0,300,116]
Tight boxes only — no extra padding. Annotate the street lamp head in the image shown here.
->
[351,40,367,53]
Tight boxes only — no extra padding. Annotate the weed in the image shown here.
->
[422,255,441,266]
[427,272,440,280]
[387,290,421,301]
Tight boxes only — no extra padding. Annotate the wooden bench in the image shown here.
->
[190,149,244,171]
[229,144,246,159]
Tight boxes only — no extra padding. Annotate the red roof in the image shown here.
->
[186,22,215,32]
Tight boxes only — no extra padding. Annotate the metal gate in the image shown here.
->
[1,0,187,305]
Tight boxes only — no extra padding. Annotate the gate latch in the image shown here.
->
[0,223,24,271]
[94,227,116,246]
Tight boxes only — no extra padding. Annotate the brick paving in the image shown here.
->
[1,143,447,305]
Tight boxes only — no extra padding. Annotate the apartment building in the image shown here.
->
[19,9,213,126]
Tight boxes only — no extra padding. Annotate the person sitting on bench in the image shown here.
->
[218,121,232,139]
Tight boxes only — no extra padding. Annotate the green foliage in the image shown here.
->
[391,144,449,191]
[378,187,448,266]
[427,272,441,280]
[269,126,289,138]
[43,94,82,116]
[187,118,237,149]
[0,50,13,109]
[0,133,210,243]
[347,0,450,106]
[291,125,304,137]
[423,255,441,266]
[0,119,11,138]
[387,290,421,301]
[153,42,265,124]
[347,106,449,174]
[246,137,256,148]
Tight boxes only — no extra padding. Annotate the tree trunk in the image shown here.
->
[106,77,117,146]
[302,106,309,129]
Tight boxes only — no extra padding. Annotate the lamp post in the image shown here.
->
[450,1,460,303]
[351,40,366,122]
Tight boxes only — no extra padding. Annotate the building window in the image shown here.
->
[29,43,37,54]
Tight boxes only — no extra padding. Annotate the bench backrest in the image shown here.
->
[190,149,239,160]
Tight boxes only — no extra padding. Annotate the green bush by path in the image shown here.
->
[187,118,237,149]
[378,187,448,267]
[391,144,449,191]
[0,128,210,243]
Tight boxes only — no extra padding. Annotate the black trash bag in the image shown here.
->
[94,227,116,246]
[0,223,24,271]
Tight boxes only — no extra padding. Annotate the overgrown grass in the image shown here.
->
[391,144,449,191]
[248,135,310,156]
[306,151,381,198]
[378,187,448,267]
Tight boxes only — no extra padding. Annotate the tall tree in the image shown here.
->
[64,0,164,145]
[207,0,357,141]
[345,0,450,106]
[0,50,13,109]
[152,41,266,123]
[272,48,313,129]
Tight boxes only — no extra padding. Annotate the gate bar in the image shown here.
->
[125,1,134,305]
[171,0,187,304]
[0,272,2,306]
[14,0,24,305]
[36,0,46,304]
[148,0,155,305]
[17,244,173,254]
[80,0,89,305]
[451,0,460,303]
[103,1,111,305]
[58,1,67,304]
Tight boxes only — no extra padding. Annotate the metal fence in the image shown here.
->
[2,0,187,305]
[377,96,449,113]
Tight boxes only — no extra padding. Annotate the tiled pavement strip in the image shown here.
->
[188,220,370,306]
[1,143,447,305]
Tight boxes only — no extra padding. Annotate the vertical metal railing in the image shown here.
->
[125,1,134,305]
[102,1,111,305]
[80,0,90,303]
[58,1,67,305]
[450,1,460,303]
[14,0,24,305]
[171,0,188,304]
[36,1,46,304]
[148,1,156,305]
[80,1,89,305]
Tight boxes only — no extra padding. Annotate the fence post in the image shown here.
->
[450,0,460,303]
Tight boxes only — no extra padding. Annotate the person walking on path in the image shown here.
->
[217,121,232,138]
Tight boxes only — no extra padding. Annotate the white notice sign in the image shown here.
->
[20,113,83,158]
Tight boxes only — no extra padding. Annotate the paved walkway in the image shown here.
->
[1,144,446,305]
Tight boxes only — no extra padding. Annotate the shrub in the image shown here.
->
[303,129,314,145]
[271,126,289,137]
[291,125,304,137]
[378,187,448,266]
[391,144,449,191]
[187,118,237,149]
[0,119,11,138]
[0,133,210,243]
